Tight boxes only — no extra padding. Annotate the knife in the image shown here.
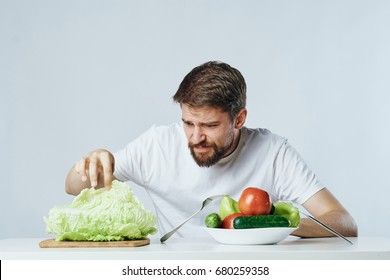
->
[270,197,353,245]
[299,211,353,245]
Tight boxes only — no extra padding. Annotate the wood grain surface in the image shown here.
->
[39,238,150,248]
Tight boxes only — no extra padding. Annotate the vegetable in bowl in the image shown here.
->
[44,180,157,241]
[205,187,301,230]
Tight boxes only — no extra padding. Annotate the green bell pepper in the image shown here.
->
[219,195,240,220]
[271,202,301,227]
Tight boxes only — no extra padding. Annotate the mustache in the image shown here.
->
[188,140,213,149]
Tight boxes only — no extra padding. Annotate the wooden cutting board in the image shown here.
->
[39,238,150,248]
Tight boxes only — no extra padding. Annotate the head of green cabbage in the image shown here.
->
[44,180,157,241]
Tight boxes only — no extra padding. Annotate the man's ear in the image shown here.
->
[234,108,247,129]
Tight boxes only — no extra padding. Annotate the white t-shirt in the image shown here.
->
[114,123,324,238]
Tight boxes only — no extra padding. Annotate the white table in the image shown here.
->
[1,236,389,260]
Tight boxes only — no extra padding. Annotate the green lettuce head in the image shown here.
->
[44,180,157,241]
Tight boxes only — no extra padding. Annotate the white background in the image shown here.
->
[1,0,389,239]
[2,260,389,280]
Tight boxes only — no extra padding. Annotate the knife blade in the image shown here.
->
[299,211,353,245]
[270,196,353,245]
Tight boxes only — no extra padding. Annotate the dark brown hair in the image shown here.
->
[173,61,246,119]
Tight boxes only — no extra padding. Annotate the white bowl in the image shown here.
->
[204,227,297,245]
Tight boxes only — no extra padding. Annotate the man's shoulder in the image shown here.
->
[126,123,184,152]
[140,122,184,143]
[243,127,287,144]
[145,122,182,136]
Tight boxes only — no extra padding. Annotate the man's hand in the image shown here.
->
[66,149,115,195]
[75,149,115,188]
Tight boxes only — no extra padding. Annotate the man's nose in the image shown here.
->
[192,126,206,144]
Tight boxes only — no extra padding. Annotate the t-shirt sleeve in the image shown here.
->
[113,126,156,187]
[273,141,324,204]
[113,146,136,183]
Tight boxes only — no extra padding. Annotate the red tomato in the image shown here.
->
[238,187,272,215]
[222,213,244,229]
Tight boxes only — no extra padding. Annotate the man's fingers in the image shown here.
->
[101,154,114,188]
[88,160,98,187]
[103,173,113,189]
[75,158,88,182]
[102,167,113,188]
[74,150,115,188]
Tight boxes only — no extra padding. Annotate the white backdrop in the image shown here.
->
[1,0,389,239]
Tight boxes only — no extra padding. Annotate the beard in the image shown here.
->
[188,132,235,167]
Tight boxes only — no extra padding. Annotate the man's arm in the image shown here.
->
[291,188,358,237]
[65,149,116,196]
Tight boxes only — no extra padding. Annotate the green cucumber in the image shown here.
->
[233,215,290,229]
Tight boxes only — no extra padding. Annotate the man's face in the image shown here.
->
[181,104,238,167]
